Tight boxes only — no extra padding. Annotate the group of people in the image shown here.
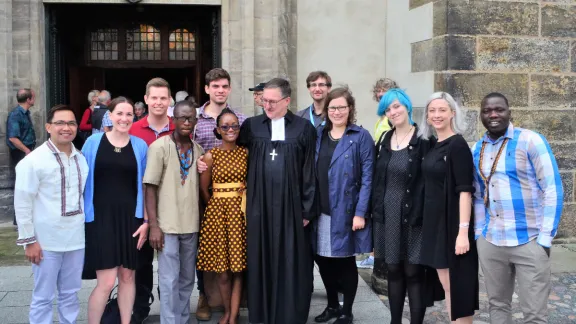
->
[10,67,564,324]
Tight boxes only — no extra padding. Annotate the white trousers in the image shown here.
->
[30,249,84,324]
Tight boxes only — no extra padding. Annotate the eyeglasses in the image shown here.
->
[219,124,240,132]
[327,106,349,112]
[173,116,197,123]
[309,83,329,88]
[261,97,287,107]
[50,121,78,127]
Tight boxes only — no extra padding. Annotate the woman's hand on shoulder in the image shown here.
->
[197,152,213,173]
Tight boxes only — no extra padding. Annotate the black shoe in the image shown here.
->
[131,312,149,324]
[314,306,342,323]
[334,314,354,324]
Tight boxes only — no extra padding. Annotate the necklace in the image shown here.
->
[328,131,342,142]
[395,126,413,149]
[172,134,194,185]
[114,146,122,153]
[478,138,509,207]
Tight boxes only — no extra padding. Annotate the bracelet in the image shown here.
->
[459,223,469,228]
[143,219,149,224]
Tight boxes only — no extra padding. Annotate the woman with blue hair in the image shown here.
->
[372,88,431,323]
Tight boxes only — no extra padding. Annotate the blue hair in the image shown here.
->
[377,88,414,125]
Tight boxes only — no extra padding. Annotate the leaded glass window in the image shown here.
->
[90,28,119,60]
[126,24,161,61]
[169,29,195,60]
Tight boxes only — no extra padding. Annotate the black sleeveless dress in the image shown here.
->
[84,135,141,273]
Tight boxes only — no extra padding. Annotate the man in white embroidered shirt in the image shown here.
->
[14,104,89,324]
[472,93,564,324]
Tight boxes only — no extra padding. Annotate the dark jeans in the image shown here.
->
[134,242,155,316]
[10,148,29,226]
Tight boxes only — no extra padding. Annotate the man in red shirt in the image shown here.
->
[130,78,175,146]
[129,77,174,323]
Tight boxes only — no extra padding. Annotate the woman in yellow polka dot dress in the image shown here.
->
[197,108,247,324]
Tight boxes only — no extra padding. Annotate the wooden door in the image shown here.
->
[69,67,105,121]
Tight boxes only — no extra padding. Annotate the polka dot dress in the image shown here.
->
[197,147,248,273]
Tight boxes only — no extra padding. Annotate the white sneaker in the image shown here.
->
[356,256,374,269]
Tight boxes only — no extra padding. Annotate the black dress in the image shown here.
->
[84,135,141,272]
[420,134,479,320]
[420,136,453,269]
[374,148,423,265]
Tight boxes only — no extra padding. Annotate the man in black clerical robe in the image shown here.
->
[238,78,317,324]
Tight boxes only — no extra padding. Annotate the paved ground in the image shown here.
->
[0,226,391,324]
[3,222,576,323]
[375,244,576,323]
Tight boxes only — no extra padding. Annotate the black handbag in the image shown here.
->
[101,285,121,324]
[101,284,154,324]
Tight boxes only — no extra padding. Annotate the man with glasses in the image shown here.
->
[296,71,332,128]
[238,78,317,324]
[129,77,175,324]
[249,82,266,110]
[144,100,204,324]
[14,104,89,324]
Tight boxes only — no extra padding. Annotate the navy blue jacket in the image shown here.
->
[313,124,375,256]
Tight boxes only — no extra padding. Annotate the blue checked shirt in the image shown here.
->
[472,124,564,247]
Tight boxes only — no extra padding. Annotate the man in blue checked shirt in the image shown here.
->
[472,92,564,324]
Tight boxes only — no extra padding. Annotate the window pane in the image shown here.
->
[89,28,118,61]
[168,28,195,61]
[126,24,160,61]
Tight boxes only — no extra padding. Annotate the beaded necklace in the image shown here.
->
[172,134,194,185]
[478,137,509,207]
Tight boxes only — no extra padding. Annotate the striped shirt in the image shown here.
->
[193,102,247,151]
[472,124,564,247]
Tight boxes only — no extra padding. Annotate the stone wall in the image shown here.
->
[411,0,576,237]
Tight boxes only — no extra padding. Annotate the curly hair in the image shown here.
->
[372,78,399,102]
[323,87,357,131]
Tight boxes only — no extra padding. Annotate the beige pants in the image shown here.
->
[477,236,551,324]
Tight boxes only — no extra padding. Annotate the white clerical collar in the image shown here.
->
[270,117,285,141]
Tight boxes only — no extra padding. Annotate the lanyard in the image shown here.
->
[478,138,509,208]
[309,105,326,127]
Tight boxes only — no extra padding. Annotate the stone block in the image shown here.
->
[435,73,529,108]
[434,0,539,36]
[410,0,433,10]
[478,37,570,73]
[433,0,447,36]
[15,51,30,79]
[557,204,576,238]
[412,35,476,72]
[542,4,576,38]
[462,109,479,142]
[511,110,576,142]
[561,172,575,203]
[550,143,576,170]
[572,41,576,73]
[12,31,29,52]
[531,75,576,108]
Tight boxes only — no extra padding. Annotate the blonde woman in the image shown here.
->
[419,92,479,323]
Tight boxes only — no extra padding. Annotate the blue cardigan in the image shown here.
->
[81,133,148,223]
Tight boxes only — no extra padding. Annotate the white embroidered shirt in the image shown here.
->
[14,140,89,252]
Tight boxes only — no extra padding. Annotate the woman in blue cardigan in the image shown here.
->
[82,97,149,324]
[313,87,374,324]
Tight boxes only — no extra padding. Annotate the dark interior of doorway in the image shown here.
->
[104,68,195,106]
